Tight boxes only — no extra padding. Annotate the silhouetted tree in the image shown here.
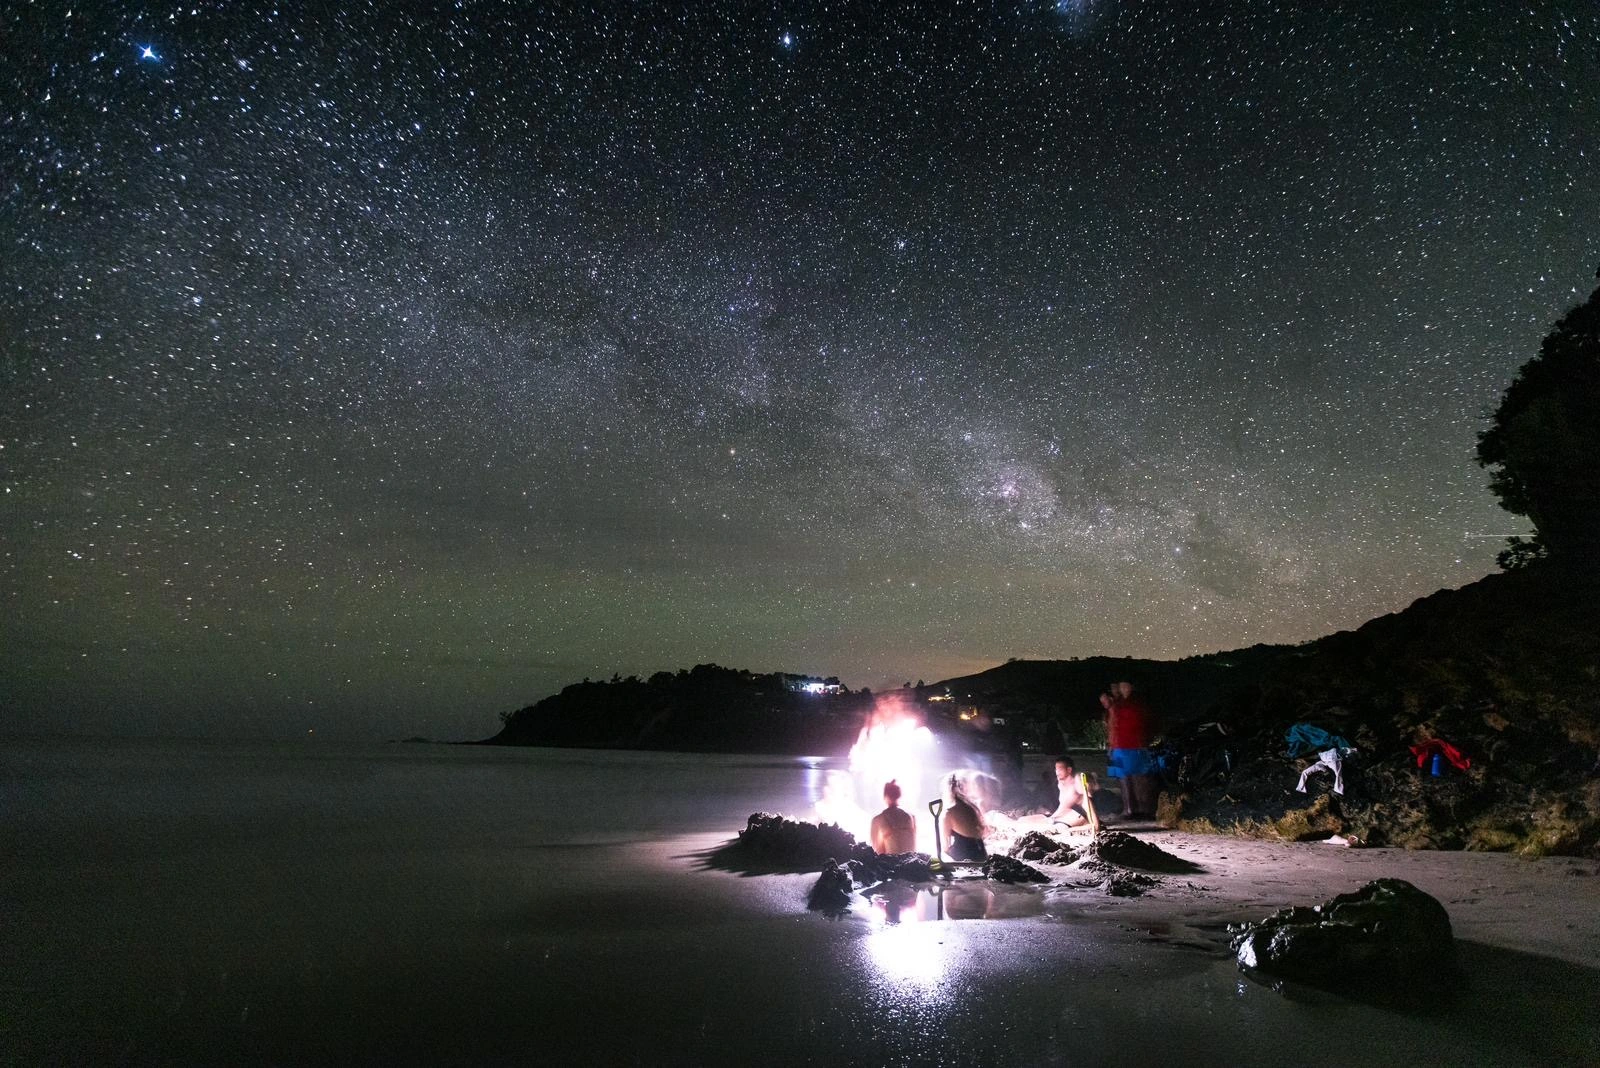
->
[1477,269,1600,571]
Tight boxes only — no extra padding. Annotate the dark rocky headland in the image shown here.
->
[484,563,1598,858]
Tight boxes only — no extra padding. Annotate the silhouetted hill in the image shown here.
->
[484,664,868,753]
[916,645,1293,739]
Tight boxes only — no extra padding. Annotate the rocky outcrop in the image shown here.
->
[1167,567,1600,857]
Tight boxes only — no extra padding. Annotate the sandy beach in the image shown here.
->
[4,740,1597,1065]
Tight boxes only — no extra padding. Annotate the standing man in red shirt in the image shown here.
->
[1105,681,1159,818]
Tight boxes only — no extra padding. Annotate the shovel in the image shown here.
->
[928,798,944,874]
[1080,771,1100,835]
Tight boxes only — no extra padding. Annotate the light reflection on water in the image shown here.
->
[862,879,1045,926]
[857,880,1050,1004]
[862,912,959,986]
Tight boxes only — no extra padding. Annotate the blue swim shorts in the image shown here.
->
[1107,747,1159,778]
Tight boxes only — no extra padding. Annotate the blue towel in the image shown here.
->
[1284,723,1351,756]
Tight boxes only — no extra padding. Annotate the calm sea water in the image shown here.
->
[1,738,838,1063]
[1,736,827,845]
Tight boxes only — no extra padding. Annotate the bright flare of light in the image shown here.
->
[812,768,868,841]
[837,693,939,854]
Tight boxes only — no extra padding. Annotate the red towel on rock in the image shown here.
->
[1410,738,1471,771]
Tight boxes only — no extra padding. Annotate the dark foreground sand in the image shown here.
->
[11,824,1599,1066]
[5,740,1597,1066]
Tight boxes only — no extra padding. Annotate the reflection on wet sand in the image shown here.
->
[863,879,1044,924]
[861,880,1047,987]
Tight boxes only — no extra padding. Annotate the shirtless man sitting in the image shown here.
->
[1048,757,1090,828]
[869,780,917,855]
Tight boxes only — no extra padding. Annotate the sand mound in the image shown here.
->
[1008,830,1082,866]
[715,812,858,873]
[1089,830,1203,873]
[983,855,1049,883]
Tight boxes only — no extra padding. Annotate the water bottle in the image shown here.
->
[1430,753,1442,777]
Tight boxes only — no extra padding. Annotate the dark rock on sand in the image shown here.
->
[1232,877,1457,989]
[983,855,1049,883]
[807,859,855,914]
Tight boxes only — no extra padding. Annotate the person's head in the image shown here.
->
[882,780,902,807]
[1100,691,1114,710]
[1115,680,1133,699]
[946,773,969,806]
[1054,757,1075,782]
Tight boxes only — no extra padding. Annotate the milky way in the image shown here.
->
[4,2,1597,738]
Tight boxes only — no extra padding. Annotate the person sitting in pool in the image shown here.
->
[869,780,917,855]
[942,774,987,862]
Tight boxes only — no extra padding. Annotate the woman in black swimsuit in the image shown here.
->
[943,775,987,861]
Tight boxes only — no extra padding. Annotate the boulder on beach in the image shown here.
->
[1232,877,1457,989]
[807,858,854,914]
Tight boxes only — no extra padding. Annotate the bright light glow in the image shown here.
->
[860,885,1001,987]
[863,918,955,987]
[812,768,867,839]
[820,693,940,853]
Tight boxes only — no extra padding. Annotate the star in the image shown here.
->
[138,45,160,62]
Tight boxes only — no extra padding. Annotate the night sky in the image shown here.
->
[4,1,1597,740]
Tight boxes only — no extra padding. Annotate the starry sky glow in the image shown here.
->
[4,1,1597,739]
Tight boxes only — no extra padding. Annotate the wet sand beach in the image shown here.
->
[4,739,1597,1065]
